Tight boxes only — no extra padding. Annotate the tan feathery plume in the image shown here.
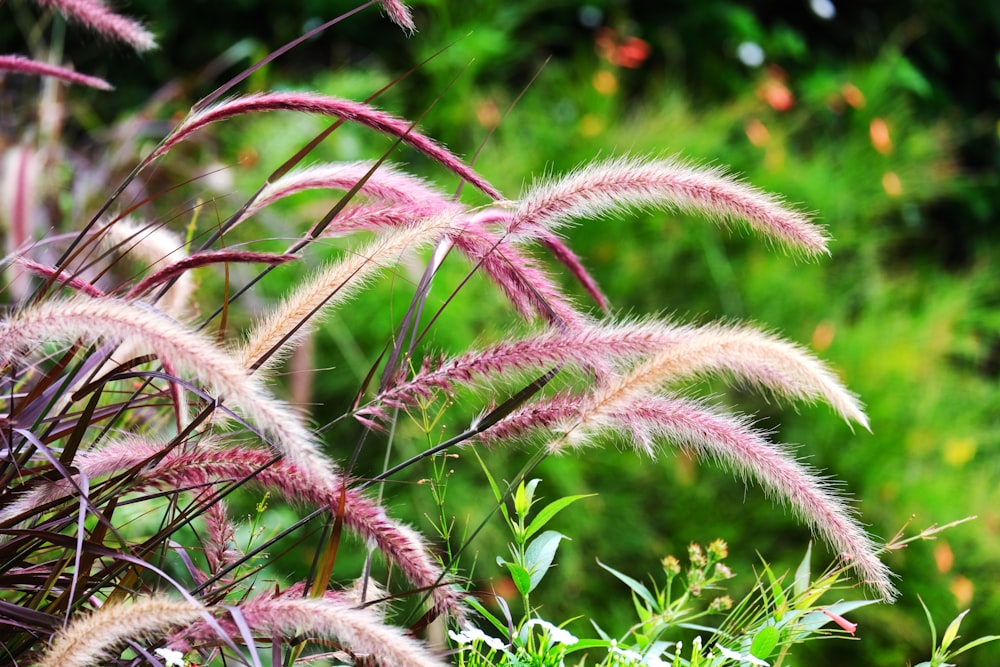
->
[623,321,869,430]
[237,596,447,667]
[102,218,192,319]
[544,351,892,600]
[0,297,335,476]
[240,213,453,373]
[37,596,203,667]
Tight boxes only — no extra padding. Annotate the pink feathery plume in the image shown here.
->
[156,93,500,200]
[2,144,40,300]
[0,55,112,90]
[509,156,828,256]
[378,0,416,34]
[237,161,460,231]
[476,391,896,602]
[126,250,298,298]
[14,257,106,297]
[363,319,867,431]
[321,202,447,236]
[615,394,896,602]
[253,163,454,216]
[2,440,465,619]
[362,320,682,417]
[201,499,241,577]
[32,0,156,51]
[450,221,584,326]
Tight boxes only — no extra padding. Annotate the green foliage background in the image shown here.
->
[8,0,998,664]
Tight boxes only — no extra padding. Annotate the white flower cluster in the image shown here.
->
[524,618,579,646]
[449,627,507,652]
[153,648,186,667]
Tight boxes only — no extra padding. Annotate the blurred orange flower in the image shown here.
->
[595,27,650,68]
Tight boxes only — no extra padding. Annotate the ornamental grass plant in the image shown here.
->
[2,1,992,665]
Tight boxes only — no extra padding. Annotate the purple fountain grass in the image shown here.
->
[361,318,866,428]
[1,438,466,618]
[37,592,445,667]
[240,213,456,373]
[126,250,298,299]
[14,257,107,298]
[100,217,193,319]
[32,0,157,52]
[235,161,460,231]
[249,162,457,219]
[0,55,112,90]
[506,155,829,256]
[0,1,903,660]
[201,499,241,577]
[0,296,336,478]
[378,0,417,34]
[204,596,447,667]
[1,144,40,300]
[153,93,501,199]
[229,160,610,323]
[622,321,869,429]
[550,349,887,599]
[476,390,896,602]
[449,218,585,326]
[36,596,205,667]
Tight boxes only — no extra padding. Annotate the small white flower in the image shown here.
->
[154,648,186,667]
[717,645,770,666]
[525,618,579,646]
[617,648,644,664]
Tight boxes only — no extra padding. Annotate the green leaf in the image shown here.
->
[950,634,1000,657]
[793,542,812,598]
[750,626,780,661]
[514,479,540,520]
[564,638,613,655]
[940,609,969,651]
[500,559,532,598]
[757,560,787,620]
[597,559,657,608]
[524,493,595,541]
[918,595,937,649]
[474,450,511,526]
[524,530,566,592]
[465,597,509,636]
